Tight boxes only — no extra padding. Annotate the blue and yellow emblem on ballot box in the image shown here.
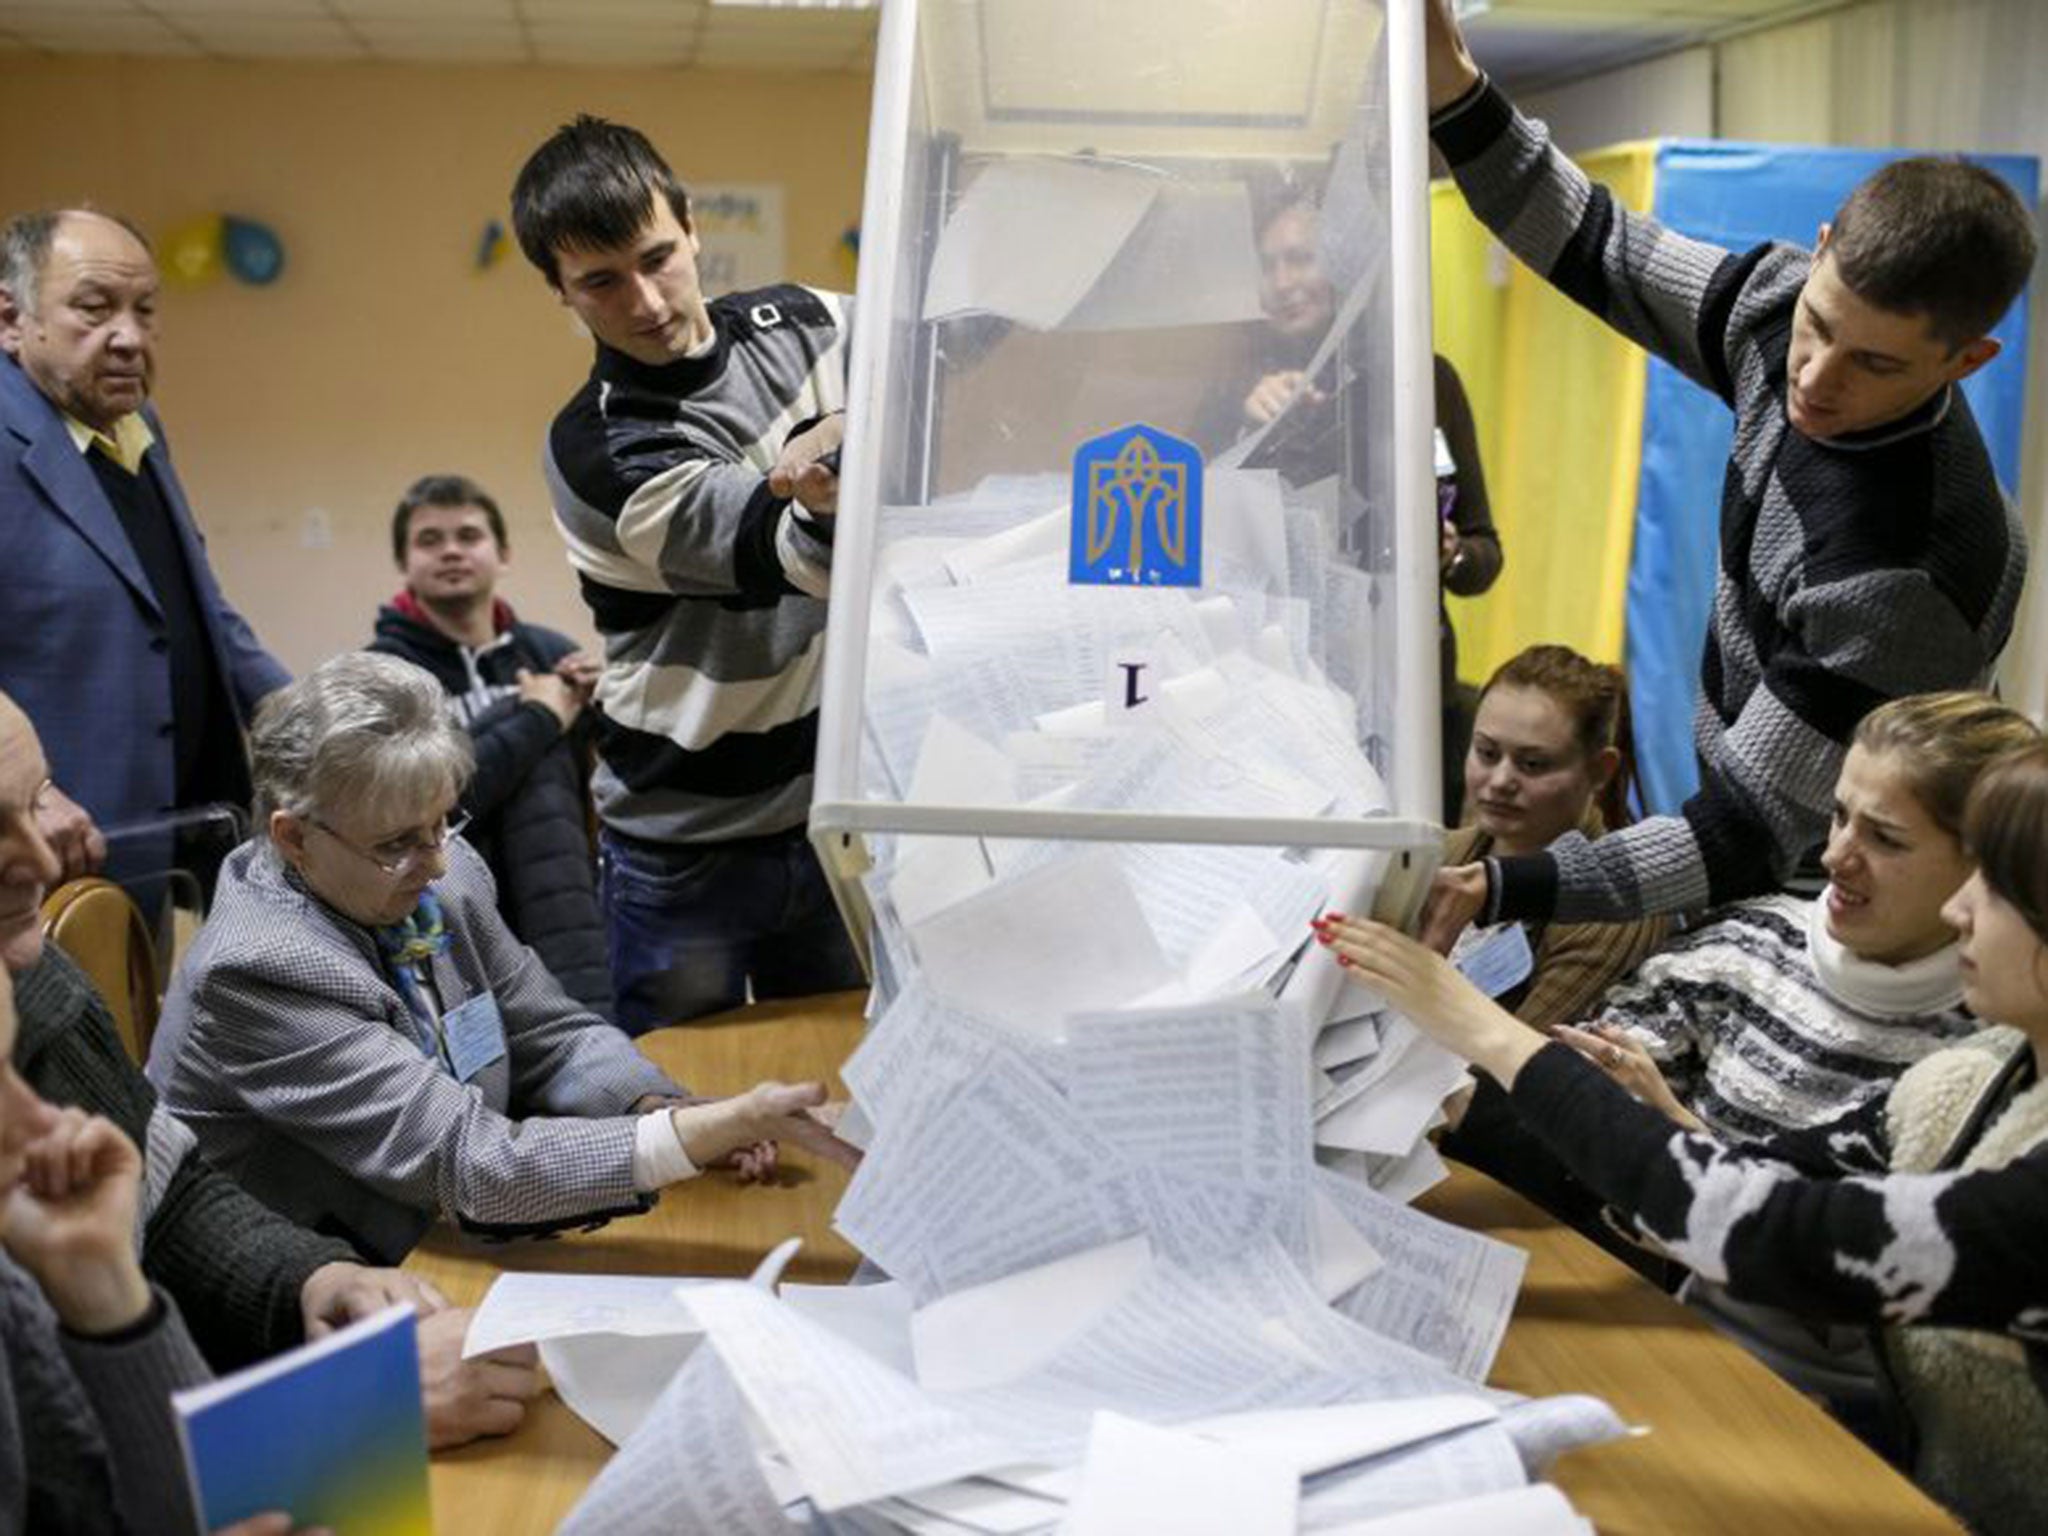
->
[1069,423,1203,588]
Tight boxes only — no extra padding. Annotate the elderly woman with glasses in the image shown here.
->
[147,653,853,1264]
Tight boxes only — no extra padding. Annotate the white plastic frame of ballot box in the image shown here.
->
[810,0,1444,959]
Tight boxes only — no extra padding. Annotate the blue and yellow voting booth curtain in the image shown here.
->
[1433,140,2037,813]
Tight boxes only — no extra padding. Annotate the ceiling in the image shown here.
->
[0,0,1841,83]
[1458,0,1843,89]
[0,0,883,72]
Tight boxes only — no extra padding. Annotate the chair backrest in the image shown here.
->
[41,878,162,1066]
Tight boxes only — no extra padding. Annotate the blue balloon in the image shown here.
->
[222,216,285,286]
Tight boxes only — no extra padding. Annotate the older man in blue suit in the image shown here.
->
[0,209,286,894]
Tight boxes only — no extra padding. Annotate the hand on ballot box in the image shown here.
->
[768,411,844,517]
[669,1081,862,1180]
[1420,862,1489,954]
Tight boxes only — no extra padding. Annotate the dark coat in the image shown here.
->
[0,358,288,881]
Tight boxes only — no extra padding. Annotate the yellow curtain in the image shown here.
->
[1434,144,1658,682]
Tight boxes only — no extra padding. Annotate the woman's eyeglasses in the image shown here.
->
[308,812,471,877]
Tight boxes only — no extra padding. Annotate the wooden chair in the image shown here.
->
[41,878,161,1067]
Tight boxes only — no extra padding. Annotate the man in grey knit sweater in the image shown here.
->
[1420,0,2035,942]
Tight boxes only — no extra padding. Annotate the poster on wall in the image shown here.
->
[692,184,787,295]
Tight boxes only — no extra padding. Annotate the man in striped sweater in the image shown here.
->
[512,117,861,1031]
[1419,0,2034,943]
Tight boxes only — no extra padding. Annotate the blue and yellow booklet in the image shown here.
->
[173,1302,431,1535]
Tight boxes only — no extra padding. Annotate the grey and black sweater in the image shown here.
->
[1434,79,2026,926]
[1,1266,209,1536]
[542,285,849,846]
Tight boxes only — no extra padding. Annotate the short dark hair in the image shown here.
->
[1827,158,2038,349]
[0,207,153,315]
[391,474,507,565]
[509,115,692,287]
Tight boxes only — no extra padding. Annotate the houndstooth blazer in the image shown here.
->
[147,837,684,1262]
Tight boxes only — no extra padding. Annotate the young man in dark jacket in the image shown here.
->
[368,473,615,1019]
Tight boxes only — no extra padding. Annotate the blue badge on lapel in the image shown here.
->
[1069,423,1203,588]
[441,991,507,1083]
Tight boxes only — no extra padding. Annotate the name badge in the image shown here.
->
[441,990,507,1083]
[1451,922,1535,999]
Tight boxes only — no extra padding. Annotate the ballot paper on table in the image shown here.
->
[1060,1411,1298,1536]
[685,1281,1025,1512]
[463,1272,706,1357]
[1316,1171,1527,1382]
[1310,1482,1594,1536]
[910,1235,1154,1393]
[557,1342,796,1536]
[942,1237,1474,1467]
[1496,1394,1638,1475]
[542,1332,701,1448]
[779,1279,918,1380]
[1295,1420,1531,1529]
[1183,1395,1500,1478]
[879,1476,1067,1534]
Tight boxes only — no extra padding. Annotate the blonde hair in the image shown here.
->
[1852,691,2041,837]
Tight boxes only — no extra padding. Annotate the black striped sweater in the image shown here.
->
[1433,80,2027,925]
[543,284,849,844]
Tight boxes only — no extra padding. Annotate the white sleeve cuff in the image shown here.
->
[631,1110,701,1191]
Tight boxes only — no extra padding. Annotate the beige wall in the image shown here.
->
[0,54,872,672]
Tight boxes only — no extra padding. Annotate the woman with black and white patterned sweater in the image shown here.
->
[1321,739,2048,1535]
[1570,692,2038,1142]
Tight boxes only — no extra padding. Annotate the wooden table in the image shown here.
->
[410,992,1959,1534]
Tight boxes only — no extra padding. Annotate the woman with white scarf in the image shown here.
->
[1565,691,2038,1141]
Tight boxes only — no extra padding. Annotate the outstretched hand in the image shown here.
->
[670,1082,862,1180]
[1313,913,1547,1088]
[1552,1023,1704,1130]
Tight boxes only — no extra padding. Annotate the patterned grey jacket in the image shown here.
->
[147,838,682,1262]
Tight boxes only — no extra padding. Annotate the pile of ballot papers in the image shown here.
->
[468,1003,1630,1531]
[456,465,1634,1533]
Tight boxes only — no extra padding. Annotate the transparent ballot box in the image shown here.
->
[813,0,1442,1002]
